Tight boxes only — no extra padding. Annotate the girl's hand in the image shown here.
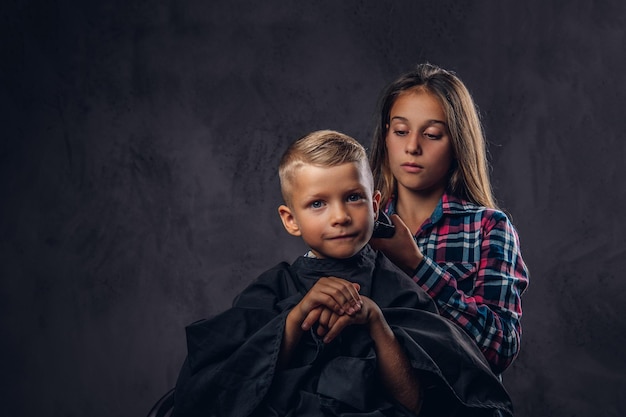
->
[369,214,424,276]
[294,277,362,331]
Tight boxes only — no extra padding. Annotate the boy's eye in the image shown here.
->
[310,201,324,209]
[347,194,364,202]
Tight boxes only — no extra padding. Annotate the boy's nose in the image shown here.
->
[330,205,351,225]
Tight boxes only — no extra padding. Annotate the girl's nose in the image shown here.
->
[405,133,422,155]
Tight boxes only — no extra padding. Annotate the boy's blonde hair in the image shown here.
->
[279,130,372,206]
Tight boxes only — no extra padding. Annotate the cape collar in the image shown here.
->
[291,245,376,297]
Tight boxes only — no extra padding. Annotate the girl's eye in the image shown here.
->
[310,201,324,209]
[424,132,443,140]
[394,129,409,137]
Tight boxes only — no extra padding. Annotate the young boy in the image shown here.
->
[171,131,512,417]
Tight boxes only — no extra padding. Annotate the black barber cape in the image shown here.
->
[172,246,512,417]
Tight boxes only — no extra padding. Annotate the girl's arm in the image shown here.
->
[372,211,528,374]
[413,212,529,374]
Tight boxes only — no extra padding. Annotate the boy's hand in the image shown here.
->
[293,277,362,331]
[315,296,383,343]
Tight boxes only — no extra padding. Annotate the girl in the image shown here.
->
[369,63,529,375]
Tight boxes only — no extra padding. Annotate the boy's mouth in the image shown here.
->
[327,232,358,240]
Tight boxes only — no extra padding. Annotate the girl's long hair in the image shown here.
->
[369,63,498,209]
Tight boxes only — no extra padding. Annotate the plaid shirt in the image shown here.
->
[385,192,529,374]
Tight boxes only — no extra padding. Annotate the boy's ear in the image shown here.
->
[278,205,302,237]
[372,190,382,220]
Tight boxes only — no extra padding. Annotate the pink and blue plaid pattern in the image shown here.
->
[386,193,529,374]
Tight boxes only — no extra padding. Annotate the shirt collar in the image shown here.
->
[385,191,479,226]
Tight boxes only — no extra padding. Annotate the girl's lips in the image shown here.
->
[401,163,423,173]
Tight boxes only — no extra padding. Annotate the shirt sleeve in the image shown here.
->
[412,211,529,374]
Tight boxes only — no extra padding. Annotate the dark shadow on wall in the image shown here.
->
[1,1,625,416]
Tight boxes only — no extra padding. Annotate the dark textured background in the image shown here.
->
[2,1,625,416]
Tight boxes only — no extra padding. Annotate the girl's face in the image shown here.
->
[385,89,453,198]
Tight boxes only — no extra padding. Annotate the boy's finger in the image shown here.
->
[328,311,340,328]
[319,277,362,309]
[323,315,350,343]
[317,308,332,336]
[319,307,333,328]
[301,306,323,331]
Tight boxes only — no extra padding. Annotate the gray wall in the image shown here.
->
[2,1,625,416]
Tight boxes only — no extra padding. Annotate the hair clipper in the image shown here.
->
[372,210,395,238]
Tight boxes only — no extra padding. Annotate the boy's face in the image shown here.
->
[278,161,381,259]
